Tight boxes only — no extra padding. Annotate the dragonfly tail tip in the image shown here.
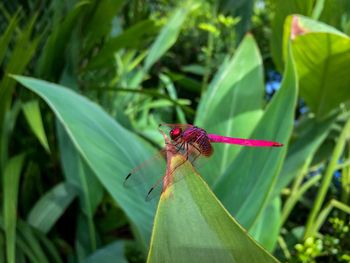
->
[274,142,283,147]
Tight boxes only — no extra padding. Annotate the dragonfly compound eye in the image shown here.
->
[170,127,182,140]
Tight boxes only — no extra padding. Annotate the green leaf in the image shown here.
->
[196,35,264,185]
[214,46,298,229]
[57,121,103,255]
[22,100,51,153]
[27,182,77,234]
[284,15,350,118]
[219,0,254,40]
[13,75,160,250]
[86,19,159,70]
[143,6,192,72]
[270,0,314,71]
[82,241,127,263]
[250,198,281,252]
[3,154,25,263]
[0,9,20,65]
[318,0,350,30]
[16,220,51,263]
[0,14,40,133]
[35,2,90,80]
[147,156,279,263]
[160,74,187,124]
[82,0,126,52]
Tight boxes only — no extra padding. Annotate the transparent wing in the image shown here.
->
[124,141,203,201]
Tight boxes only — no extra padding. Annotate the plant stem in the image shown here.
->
[281,174,321,225]
[313,199,350,233]
[304,118,350,238]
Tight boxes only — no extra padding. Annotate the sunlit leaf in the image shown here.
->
[283,15,350,118]
[147,155,279,263]
[196,35,264,185]
[22,100,51,153]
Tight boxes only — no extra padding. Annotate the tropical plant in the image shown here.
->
[0,0,350,262]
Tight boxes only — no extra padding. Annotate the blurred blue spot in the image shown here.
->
[266,70,281,95]
[333,170,342,189]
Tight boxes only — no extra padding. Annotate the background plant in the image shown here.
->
[0,0,350,262]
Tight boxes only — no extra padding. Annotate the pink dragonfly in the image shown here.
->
[125,124,282,200]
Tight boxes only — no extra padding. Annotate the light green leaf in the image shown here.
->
[22,100,51,153]
[147,156,279,263]
[250,198,281,252]
[196,35,264,185]
[83,241,127,263]
[13,75,160,250]
[215,46,298,229]
[27,182,77,234]
[284,15,350,118]
[3,154,25,263]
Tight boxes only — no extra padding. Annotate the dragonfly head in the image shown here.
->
[170,127,182,141]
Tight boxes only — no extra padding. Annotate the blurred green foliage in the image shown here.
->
[0,0,350,262]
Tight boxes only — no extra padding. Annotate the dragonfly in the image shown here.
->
[124,124,283,200]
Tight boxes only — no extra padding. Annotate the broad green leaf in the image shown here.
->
[147,155,279,263]
[270,0,314,71]
[27,182,77,234]
[196,35,264,185]
[3,154,25,263]
[283,15,350,118]
[22,100,51,153]
[273,115,334,197]
[214,47,298,229]
[250,198,281,252]
[13,75,160,250]
[83,241,127,263]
